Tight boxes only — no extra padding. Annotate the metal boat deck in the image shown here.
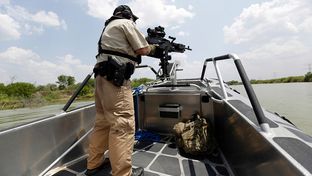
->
[49,135,232,176]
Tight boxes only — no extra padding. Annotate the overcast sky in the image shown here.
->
[0,0,311,85]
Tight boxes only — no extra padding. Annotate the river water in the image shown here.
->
[0,83,311,135]
[0,101,93,131]
[231,82,312,135]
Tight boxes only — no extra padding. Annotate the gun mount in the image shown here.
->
[146,26,191,79]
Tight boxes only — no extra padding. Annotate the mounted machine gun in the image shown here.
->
[146,26,191,79]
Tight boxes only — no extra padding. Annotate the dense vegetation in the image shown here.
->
[0,75,153,110]
[228,72,312,85]
[131,78,154,88]
[1,72,311,110]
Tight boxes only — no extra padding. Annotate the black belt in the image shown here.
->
[93,58,135,86]
[98,49,141,64]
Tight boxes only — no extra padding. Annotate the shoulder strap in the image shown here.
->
[97,16,122,54]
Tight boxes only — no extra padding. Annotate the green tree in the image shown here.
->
[57,75,67,90]
[0,83,6,94]
[304,72,312,82]
[80,86,92,96]
[56,75,76,90]
[67,76,75,86]
[46,83,58,91]
[78,78,95,96]
[131,78,154,88]
[36,85,45,91]
[5,82,36,98]
[227,80,240,85]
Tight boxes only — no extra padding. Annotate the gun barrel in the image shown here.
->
[185,46,192,51]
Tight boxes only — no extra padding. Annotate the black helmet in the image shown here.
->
[113,5,139,21]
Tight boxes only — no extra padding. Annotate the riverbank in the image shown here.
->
[0,93,93,110]
[0,77,153,110]
[228,72,312,85]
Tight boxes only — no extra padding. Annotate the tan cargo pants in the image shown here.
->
[87,76,135,176]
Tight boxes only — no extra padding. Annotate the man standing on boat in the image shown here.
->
[85,5,155,176]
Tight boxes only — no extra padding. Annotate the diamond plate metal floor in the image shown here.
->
[48,137,232,176]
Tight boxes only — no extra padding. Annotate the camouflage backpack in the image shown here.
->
[173,114,217,155]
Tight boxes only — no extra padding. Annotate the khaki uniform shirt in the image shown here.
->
[96,19,149,64]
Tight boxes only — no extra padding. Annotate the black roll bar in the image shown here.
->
[201,54,269,130]
[201,54,232,80]
[62,72,93,112]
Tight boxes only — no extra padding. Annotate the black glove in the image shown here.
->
[148,44,165,59]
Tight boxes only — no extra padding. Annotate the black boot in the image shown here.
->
[132,167,144,176]
[85,158,110,176]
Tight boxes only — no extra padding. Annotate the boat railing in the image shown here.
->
[200,54,271,133]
